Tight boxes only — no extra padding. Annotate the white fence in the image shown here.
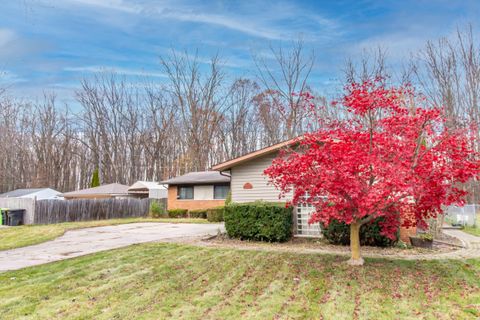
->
[445,204,478,227]
[0,198,35,224]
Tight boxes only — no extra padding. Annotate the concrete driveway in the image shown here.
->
[0,222,224,272]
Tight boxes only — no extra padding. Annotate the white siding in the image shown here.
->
[194,185,214,200]
[148,188,167,199]
[231,153,292,203]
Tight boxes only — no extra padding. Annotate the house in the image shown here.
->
[62,183,131,200]
[210,138,322,236]
[128,181,167,199]
[213,137,417,242]
[0,188,63,200]
[161,171,230,211]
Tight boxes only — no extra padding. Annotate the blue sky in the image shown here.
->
[0,0,479,105]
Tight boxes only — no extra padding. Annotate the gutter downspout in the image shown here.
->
[219,170,231,178]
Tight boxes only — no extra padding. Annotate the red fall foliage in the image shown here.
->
[265,79,480,264]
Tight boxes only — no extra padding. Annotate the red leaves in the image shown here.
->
[342,79,411,116]
[265,80,480,239]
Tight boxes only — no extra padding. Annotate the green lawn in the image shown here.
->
[0,243,479,319]
[463,214,480,237]
[0,218,209,251]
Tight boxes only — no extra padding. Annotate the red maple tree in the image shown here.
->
[265,79,479,265]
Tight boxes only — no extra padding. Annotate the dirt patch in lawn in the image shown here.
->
[194,233,461,259]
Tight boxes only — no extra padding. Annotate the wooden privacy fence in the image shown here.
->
[34,198,156,225]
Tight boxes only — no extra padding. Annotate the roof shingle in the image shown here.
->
[161,171,230,185]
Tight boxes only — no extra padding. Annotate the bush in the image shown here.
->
[188,209,207,219]
[225,191,232,206]
[224,202,293,242]
[149,200,166,218]
[207,207,224,222]
[418,233,433,241]
[320,218,398,247]
[167,209,188,218]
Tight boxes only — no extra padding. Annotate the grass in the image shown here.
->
[0,243,479,319]
[0,218,209,251]
[462,214,480,237]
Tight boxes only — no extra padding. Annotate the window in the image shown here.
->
[177,186,193,199]
[214,185,230,199]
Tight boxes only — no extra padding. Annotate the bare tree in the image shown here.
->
[160,51,228,172]
[30,93,68,189]
[253,40,315,140]
[343,47,389,84]
[410,25,480,203]
[0,96,33,191]
[76,72,141,185]
[218,78,261,160]
[142,82,180,180]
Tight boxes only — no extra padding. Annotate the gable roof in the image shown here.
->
[62,183,130,198]
[212,137,301,171]
[0,188,52,198]
[128,181,164,192]
[161,171,230,185]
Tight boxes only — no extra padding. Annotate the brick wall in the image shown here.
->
[399,209,417,244]
[399,226,416,244]
[167,186,225,210]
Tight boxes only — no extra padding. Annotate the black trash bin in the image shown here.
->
[7,209,25,226]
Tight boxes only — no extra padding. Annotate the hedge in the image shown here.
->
[188,209,207,219]
[320,218,398,247]
[167,209,188,218]
[224,202,293,242]
[207,207,224,222]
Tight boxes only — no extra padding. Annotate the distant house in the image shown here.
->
[62,183,131,200]
[161,171,230,211]
[0,188,62,200]
[128,181,167,199]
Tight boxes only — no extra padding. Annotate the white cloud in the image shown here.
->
[159,10,285,40]
[0,70,28,84]
[58,0,338,41]
[0,28,17,48]
[68,0,140,13]
[64,65,167,78]
[0,28,49,61]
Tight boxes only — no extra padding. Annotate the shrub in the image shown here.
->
[188,209,207,219]
[207,207,224,222]
[149,200,166,218]
[225,191,232,206]
[224,202,293,242]
[417,233,433,241]
[167,209,188,218]
[320,218,398,247]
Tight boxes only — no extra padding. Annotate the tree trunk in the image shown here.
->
[348,222,364,266]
